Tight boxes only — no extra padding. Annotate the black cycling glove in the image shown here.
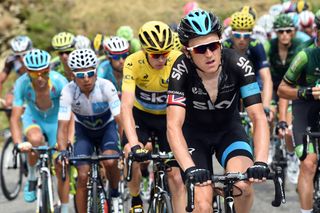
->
[275,121,288,135]
[184,166,211,184]
[247,161,270,180]
[131,145,150,162]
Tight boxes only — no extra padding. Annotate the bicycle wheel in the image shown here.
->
[151,192,173,213]
[0,137,23,200]
[40,172,51,213]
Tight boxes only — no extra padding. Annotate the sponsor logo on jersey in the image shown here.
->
[171,60,188,80]
[138,59,145,64]
[124,74,134,80]
[193,93,236,110]
[136,87,167,104]
[237,57,254,77]
[167,94,186,107]
[191,87,207,95]
[160,78,169,88]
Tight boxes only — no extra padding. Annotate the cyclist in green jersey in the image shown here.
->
[264,14,302,183]
[278,28,320,213]
[50,32,76,81]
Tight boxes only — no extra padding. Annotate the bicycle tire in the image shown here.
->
[0,137,23,200]
[151,192,173,213]
[40,172,51,213]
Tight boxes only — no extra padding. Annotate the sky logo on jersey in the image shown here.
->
[192,87,207,95]
[171,60,188,80]
[193,93,236,110]
[237,57,254,77]
[167,94,186,107]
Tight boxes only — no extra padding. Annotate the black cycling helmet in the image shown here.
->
[178,9,222,46]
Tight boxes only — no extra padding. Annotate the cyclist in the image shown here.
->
[50,32,76,81]
[57,48,122,213]
[223,11,273,119]
[299,10,315,38]
[0,35,33,109]
[116,26,141,54]
[297,9,320,50]
[121,21,184,212]
[10,49,69,210]
[97,36,130,94]
[264,13,302,183]
[167,9,270,213]
[74,34,92,50]
[277,24,320,213]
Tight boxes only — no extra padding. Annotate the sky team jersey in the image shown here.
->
[167,48,262,130]
[122,50,182,115]
[58,78,121,130]
[284,47,320,87]
[13,71,68,122]
[223,38,269,88]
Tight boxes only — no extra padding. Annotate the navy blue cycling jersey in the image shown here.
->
[167,48,262,131]
[223,38,270,88]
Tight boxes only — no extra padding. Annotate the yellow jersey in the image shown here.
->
[122,50,182,115]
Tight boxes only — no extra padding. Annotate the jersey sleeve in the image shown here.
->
[235,55,262,107]
[167,55,188,108]
[58,84,73,121]
[2,56,14,75]
[12,75,26,107]
[283,50,308,86]
[122,54,136,93]
[250,40,270,70]
[103,80,121,117]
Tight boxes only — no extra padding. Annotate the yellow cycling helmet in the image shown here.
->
[51,32,75,51]
[231,11,255,31]
[93,33,104,53]
[138,21,173,53]
[172,32,183,51]
[239,6,257,20]
[296,0,312,13]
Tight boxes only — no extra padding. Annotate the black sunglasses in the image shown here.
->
[276,29,293,34]
[186,40,221,54]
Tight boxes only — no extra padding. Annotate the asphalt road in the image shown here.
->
[0,154,300,213]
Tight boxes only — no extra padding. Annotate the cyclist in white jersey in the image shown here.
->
[57,49,122,213]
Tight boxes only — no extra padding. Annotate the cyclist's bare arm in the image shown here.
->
[67,113,75,143]
[114,114,123,140]
[167,105,195,171]
[278,98,289,121]
[121,91,140,147]
[278,80,320,100]
[57,120,69,150]
[0,72,9,96]
[10,106,24,144]
[246,103,270,162]
[259,67,273,109]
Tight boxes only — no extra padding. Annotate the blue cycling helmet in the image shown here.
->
[23,49,51,71]
[178,9,222,46]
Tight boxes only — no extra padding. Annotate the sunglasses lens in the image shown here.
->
[193,42,220,54]
[75,73,85,78]
[29,71,49,79]
[233,32,242,39]
[74,70,96,78]
[87,71,95,77]
[150,52,169,59]
[111,52,129,60]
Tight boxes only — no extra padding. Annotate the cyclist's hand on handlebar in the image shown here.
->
[131,144,150,162]
[57,150,69,165]
[247,161,270,182]
[15,142,32,152]
[185,166,211,186]
[276,121,288,138]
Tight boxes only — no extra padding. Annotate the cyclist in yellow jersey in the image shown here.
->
[121,21,184,213]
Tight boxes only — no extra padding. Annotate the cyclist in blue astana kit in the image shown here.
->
[10,49,68,208]
[223,11,273,118]
[0,35,33,110]
[97,36,130,94]
[167,9,270,213]
[57,49,122,213]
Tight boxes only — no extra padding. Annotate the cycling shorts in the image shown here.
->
[182,122,253,175]
[22,110,58,147]
[292,100,320,149]
[73,120,120,166]
[122,107,171,154]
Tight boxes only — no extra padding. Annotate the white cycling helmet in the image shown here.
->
[257,14,274,35]
[75,35,92,49]
[299,10,315,28]
[68,48,97,71]
[269,4,283,17]
[10,35,33,54]
[252,25,267,44]
[103,36,129,55]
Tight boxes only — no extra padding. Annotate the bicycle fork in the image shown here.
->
[36,167,54,213]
